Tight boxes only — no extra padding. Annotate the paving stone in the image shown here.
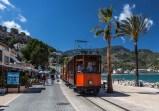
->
[3,84,75,111]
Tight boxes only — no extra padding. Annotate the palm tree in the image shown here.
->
[116,15,152,86]
[94,7,113,93]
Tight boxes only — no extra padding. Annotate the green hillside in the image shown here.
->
[63,46,159,70]
[0,25,56,68]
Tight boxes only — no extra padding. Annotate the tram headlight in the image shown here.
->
[88,80,93,85]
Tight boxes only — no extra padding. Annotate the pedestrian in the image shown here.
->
[42,75,46,86]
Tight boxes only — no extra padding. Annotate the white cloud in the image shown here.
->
[18,15,27,23]
[2,21,20,29]
[2,20,30,35]
[119,4,153,31]
[132,4,136,8]
[0,0,30,36]
[121,37,126,43]
[145,18,153,30]
[148,19,153,26]
[0,0,28,27]
[0,0,30,35]
[0,0,14,11]
[0,0,14,8]
[0,2,6,10]
[114,16,118,20]
[119,4,135,21]
[22,30,30,36]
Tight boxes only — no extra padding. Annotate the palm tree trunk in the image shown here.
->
[107,37,113,93]
[134,41,139,86]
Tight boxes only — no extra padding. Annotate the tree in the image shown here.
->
[30,44,49,66]
[116,15,152,86]
[0,26,7,32]
[94,7,113,93]
[21,39,52,68]
[11,28,19,35]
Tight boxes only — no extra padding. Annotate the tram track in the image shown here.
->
[62,81,130,111]
[99,97,130,111]
[84,96,130,111]
[84,97,108,111]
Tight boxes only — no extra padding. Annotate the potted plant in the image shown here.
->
[0,73,6,94]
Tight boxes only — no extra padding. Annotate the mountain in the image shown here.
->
[63,46,159,70]
[63,45,131,55]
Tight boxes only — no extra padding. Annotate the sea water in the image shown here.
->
[102,73,159,83]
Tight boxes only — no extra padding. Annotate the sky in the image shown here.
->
[0,0,159,52]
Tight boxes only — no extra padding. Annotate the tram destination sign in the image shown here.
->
[7,72,20,85]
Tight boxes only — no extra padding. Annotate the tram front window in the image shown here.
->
[85,61,98,73]
[75,56,100,73]
[86,62,93,72]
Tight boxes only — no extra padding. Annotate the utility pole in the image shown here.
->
[74,40,88,55]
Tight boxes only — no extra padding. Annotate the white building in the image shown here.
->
[0,42,21,66]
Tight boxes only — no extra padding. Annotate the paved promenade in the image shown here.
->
[0,94,21,106]
[60,81,103,111]
[1,82,75,111]
[62,80,159,111]
[1,80,159,111]
[100,82,159,111]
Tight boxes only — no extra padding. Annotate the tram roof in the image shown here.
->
[67,54,100,62]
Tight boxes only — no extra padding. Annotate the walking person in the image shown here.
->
[42,74,46,86]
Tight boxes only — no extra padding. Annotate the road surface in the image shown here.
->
[3,83,75,111]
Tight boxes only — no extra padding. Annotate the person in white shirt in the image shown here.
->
[77,64,83,72]
[87,62,93,72]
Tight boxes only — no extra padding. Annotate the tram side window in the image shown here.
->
[69,61,74,75]
[76,61,84,72]
[77,64,82,72]
[0,50,2,62]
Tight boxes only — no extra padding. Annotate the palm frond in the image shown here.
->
[116,15,151,41]
[98,7,112,23]
[95,29,104,36]
[92,25,104,37]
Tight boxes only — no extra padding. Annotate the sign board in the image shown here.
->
[7,72,20,85]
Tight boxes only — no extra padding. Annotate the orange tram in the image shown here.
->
[61,55,101,95]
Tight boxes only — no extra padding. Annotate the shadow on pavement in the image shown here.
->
[0,105,8,107]
[138,92,159,95]
[0,105,9,111]
[98,91,130,97]
[76,89,130,97]
[22,87,46,94]
[0,94,5,96]
[113,91,159,95]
